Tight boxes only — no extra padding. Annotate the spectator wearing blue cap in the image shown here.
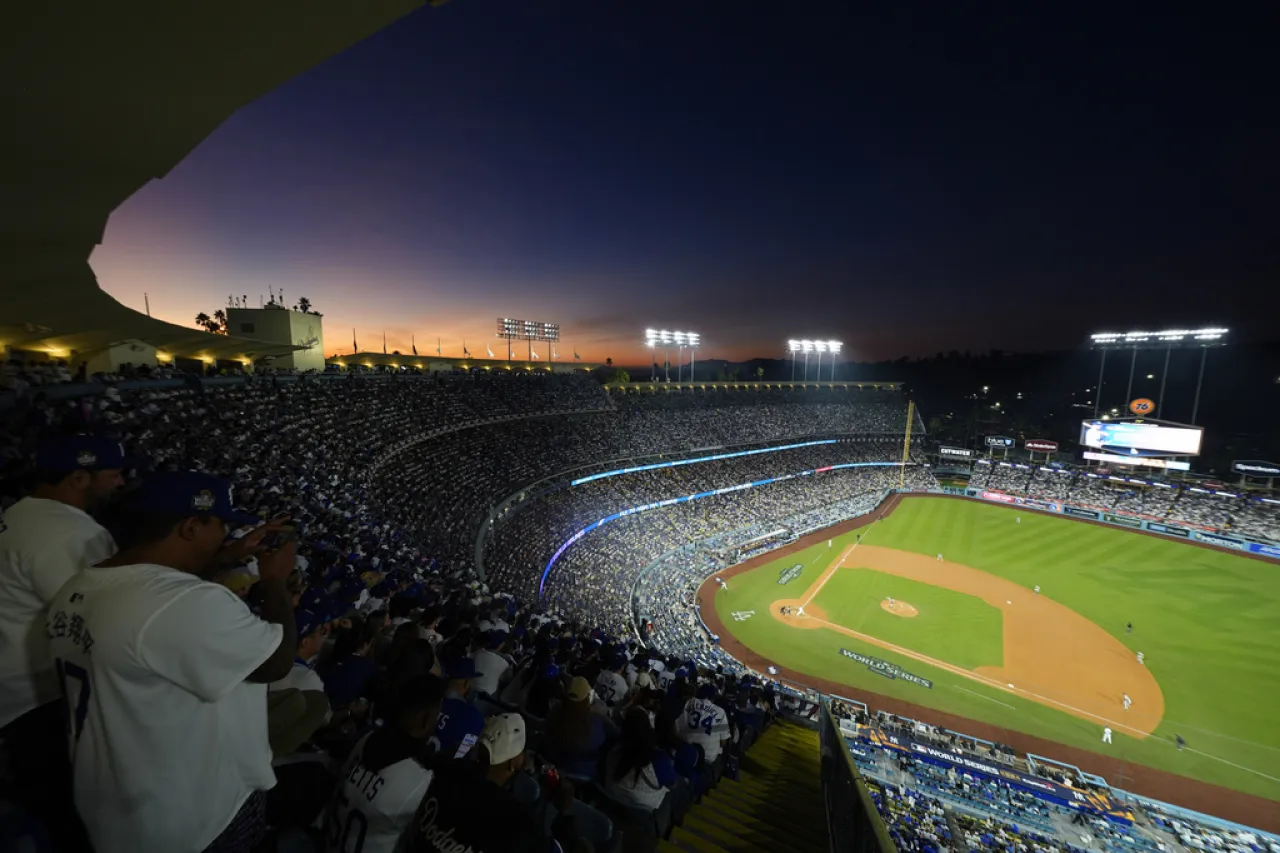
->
[432,657,486,760]
[269,609,329,695]
[0,435,129,849]
[46,471,300,853]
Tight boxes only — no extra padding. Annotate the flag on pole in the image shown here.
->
[412,335,418,356]
[574,347,581,361]
[382,331,387,355]
[352,328,358,353]
[463,340,471,357]
[436,338,442,356]
[486,344,494,358]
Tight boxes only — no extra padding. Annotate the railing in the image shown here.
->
[818,701,897,853]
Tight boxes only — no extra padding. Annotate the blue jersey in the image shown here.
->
[432,696,485,760]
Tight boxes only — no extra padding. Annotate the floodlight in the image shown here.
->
[673,331,687,345]
[801,340,814,353]
[787,340,801,353]
[687,332,701,347]
[828,340,843,354]
[813,340,828,353]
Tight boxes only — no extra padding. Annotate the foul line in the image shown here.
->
[953,684,1016,710]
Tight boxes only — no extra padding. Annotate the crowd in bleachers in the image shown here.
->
[969,462,1280,542]
[1145,802,1280,853]
[864,779,953,853]
[0,373,926,852]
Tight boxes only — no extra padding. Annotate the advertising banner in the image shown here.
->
[1025,439,1059,453]
[1063,505,1100,520]
[1145,522,1190,538]
[986,435,1015,449]
[1249,542,1280,559]
[982,490,1016,503]
[1232,460,1280,477]
[1194,532,1250,552]
[1019,497,1063,513]
[1103,513,1143,529]
[939,446,975,458]
[862,729,1133,823]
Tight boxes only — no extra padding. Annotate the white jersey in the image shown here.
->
[325,731,433,853]
[679,697,730,762]
[594,670,629,706]
[270,661,325,694]
[0,497,117,728]
[657,668,677,691]
[48,562,281,853]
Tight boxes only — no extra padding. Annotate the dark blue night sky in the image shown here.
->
[92,3,1276,364]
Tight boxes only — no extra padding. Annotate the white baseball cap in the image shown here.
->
[480,713,526,765]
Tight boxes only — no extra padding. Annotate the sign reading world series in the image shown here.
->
[839,648,933,688]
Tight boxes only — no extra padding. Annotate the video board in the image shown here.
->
[1079,420,1202,457]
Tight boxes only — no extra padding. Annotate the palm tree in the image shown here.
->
[606,357,613,367]
[296,296,312,314]
[194,312,212,331]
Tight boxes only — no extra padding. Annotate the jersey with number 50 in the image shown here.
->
[325,731,434,853]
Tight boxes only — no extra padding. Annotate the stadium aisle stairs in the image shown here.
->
[659,722,826,853]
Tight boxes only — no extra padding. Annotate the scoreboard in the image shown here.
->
[1080,420,1203,458]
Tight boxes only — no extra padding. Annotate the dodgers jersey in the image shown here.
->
[325,731,434,853]
[678,697,730,762]
[0,497,116,727]
[594,670,628,707]
[47,562,281,853]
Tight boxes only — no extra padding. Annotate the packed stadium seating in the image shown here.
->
[970,461,1280,542]
[3,371,1277,852]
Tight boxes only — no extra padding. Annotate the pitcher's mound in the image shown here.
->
[881,599,919,618]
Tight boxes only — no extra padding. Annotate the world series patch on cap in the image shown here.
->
[135,472,260,526]
[36,435,135,471]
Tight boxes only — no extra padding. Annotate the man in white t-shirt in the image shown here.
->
[0,436,125,846]
[47,471,300,853]
[324,674,445,853]
[471,630,512,697]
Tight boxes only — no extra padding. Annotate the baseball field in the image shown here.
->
[704,495,1280,825]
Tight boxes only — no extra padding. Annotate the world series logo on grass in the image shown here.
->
[778,564,804,584]
[839,648,933,689]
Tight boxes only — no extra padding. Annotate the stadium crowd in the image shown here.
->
[0,374,918,853]
[970,462,1280,542]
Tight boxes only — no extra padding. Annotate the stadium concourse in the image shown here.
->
[2,372,1279,852]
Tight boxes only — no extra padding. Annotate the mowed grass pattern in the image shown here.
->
[714,497,1280,800]
[814,569,1003,670]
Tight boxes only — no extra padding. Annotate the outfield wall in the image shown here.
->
[970,488,1280,561]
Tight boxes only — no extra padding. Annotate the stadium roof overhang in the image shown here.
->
[1,0,447,362]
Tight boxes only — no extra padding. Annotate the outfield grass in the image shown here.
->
[814,569,1003,670]
[714,497,1280,800]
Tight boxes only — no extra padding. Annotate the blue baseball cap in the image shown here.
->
[135,472,259,526]
[36,435,135,472]
[295,609,325,639]
[445,658,479,680]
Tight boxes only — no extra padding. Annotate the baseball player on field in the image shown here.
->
[47,471,299,853]
[1102,726,1112,744]
[325,674,445,853]
[0,436,126,848]
[937,553,943,561]
[1123,693,1131,710]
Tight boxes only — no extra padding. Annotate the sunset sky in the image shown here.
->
[89,4,1274,366]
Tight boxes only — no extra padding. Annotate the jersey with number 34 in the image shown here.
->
[679,698,729,760]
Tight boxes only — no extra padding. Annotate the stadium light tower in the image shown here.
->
[827,340,843,381]
[801,339,814,381]
[813,340,828,382]
[1088,327,1227,424]
[787,340,801,381]
[645,328,697,382]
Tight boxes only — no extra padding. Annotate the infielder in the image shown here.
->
[887,597,896,609]
[1102,726,1112,744]
[1123,693,1131,710]
[1033,585,1041,595]
[1137,651,1145,665]
[47,472,299,853]
[936,553,943,561]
